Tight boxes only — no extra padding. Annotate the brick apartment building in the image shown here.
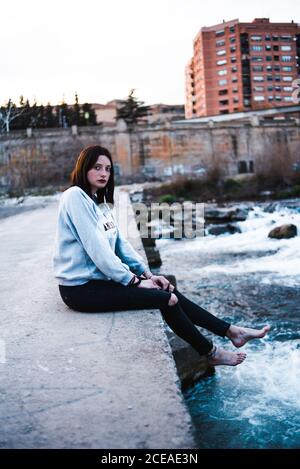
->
[185,18,300,118]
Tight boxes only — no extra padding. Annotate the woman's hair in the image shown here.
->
[70,145,115,205]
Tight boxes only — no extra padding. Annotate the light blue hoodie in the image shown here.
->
[52,186,147,286]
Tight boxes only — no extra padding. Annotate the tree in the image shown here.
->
[0,99,27,133]
[81,102,96,126]
[116,89,149,130]
[116,89,150,176]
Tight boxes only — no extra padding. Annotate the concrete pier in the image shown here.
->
[0,188,197,449]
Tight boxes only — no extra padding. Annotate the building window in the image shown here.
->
[272,35,279,41]
[217,59,227,65]
[253,76,264,81]
[274,76,281,82]
[283,86,293,92]
[266,65,272,71]
[230,46,236,53]
[238,162,247,174]
[282,55,292,62]
[233,87,238,93]
[231,56,237,63]
[274,86,281,91]
[232,76,238,82]
[252,56,263,62]
[216,29,225,37]
[282,66,293,72]
[268,96,274,101]
[254,96,265,101]
[218,69,227,76]
[216,49,226,56]
[265,45,272,51]
[232,66,238,72]
[251,35,262,41]
[218,79,228,86]
[230,37,236,43]
[266,56,272,61]
[273,45,279,51]
[267,76,273,81]
[238,160,254,173]
[275,96,282,101]
[218,89,228,95]
[281,45,292,51]
[282,76,293,81]
[274,55,280,61]
[253,65,263,71]
[284,96,293,101]
[233,97,239,103]
[267,86,273,91]
[274,65,281,71]
[265,35,271,41]
[252,45,263,51]
[280,35,293,41]
[219,99,229,105]
[216,39,225,47]
[254,86,264,91]
[229,26,235,33]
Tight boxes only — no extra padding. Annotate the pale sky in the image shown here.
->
[1,0,299,106]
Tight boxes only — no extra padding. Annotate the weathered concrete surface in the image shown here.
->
[0,189,197,449]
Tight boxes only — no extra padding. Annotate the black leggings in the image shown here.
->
[58,280,231,356]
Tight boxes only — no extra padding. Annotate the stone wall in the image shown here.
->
[0,119,299,193]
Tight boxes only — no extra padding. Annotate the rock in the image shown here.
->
[268,224,298,239]
[207,223,242,235]
[205,207,248,224]
[230,208,248,221]
[164,328,214,389]
[264,202,279,213]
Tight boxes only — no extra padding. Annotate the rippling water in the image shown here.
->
[156,200,300,448]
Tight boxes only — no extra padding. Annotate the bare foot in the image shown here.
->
[227,324,271,348]
[207,346,247,366]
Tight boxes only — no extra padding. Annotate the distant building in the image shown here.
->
[91,101,185,125]
[91,100,125,125]
[185,18,300,118]
[146,104,185,124]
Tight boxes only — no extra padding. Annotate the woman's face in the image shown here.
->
[87,154,111,194]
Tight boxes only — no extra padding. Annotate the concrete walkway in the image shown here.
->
[0,189,197,449]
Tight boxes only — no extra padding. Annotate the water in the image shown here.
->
[156,200,300,448]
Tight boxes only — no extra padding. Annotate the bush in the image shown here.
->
[223,178,242,193]
[158,194,177,204]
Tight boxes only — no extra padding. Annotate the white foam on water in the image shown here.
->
[157,204,300,286]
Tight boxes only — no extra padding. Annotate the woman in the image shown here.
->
[53,145,270,367]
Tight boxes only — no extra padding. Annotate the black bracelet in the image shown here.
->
[127,275,142,287]
[133,277,142,287]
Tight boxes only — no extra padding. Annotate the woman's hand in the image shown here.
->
[137,279,160,289]
[151,275,175,292]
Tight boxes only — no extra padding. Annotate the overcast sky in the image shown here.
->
[1,0,299,106]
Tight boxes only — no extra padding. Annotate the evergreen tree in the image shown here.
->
[45,102,56,127]
[116,89,150,130]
